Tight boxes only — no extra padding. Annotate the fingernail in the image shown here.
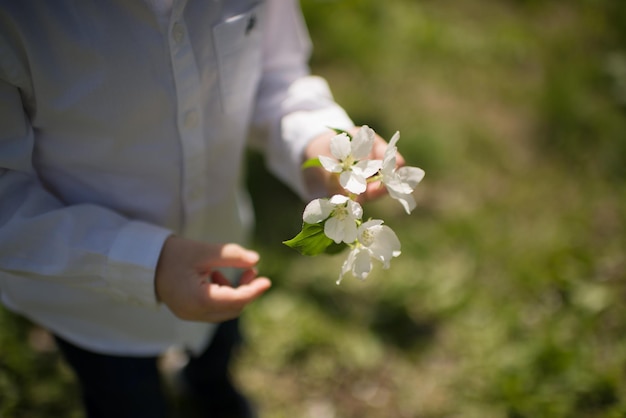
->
[246,250,259,262]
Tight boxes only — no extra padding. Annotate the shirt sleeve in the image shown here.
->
[249,0,354,199]
[0,79,172,308]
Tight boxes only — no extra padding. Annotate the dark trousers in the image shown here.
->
[54,319,250,418]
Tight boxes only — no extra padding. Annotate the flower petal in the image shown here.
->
[324,216,345,244]
[397,166,425,189]
[387,188,417,214]
[329,133,351,161]
[340,171,367,194]
[318,155,342,173]
[354,159,383,179]
[338,248,358,284]
[384,174,414,195]
[381,153,396,177]
[342,217,358,244]
[346,199,364,220]
[359,219,384,233]
[388,131,400,149]
[368,225,401,268]
[352,249,373,280]
[350,125,375,159]
[329,194,350,205]
[303,198,333,223]
[324,213,358,244]
[384,132,399,162]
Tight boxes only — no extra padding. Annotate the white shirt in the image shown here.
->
[0,0,353,355]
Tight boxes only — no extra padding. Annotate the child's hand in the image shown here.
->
[155,236,271,323]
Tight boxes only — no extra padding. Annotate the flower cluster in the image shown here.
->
[284,126,425,284]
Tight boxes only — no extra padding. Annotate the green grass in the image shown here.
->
[2,0,626,417]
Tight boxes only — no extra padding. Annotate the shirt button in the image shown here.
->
[184,110,198,129]
[172,22,185,44]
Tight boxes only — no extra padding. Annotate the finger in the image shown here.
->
[235,277,272,302]
[370,137,388,160]
[202,243,260,269]
[220,243,259,264]
[238,277,272,299]
[191,279,270,323]
[201,277,271,317]
[238,268,258,286]
[367,181,387,199]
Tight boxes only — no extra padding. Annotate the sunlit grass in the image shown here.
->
[239,1,626,417]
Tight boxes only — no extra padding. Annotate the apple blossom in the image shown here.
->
[318,126,382,195]
[379,132,425,214]
[303,194,363,244]
[338,220,401,283]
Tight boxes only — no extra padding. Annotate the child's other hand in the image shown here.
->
[155,236,271,323]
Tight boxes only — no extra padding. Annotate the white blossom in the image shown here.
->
[380,132,425,214]
[338,220,401,283]
[318,126,382,195]
[303,194,363,244]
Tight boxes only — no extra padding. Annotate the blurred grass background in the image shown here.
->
[2,0,626,417]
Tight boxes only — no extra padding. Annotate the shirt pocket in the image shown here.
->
[213,3,264,114]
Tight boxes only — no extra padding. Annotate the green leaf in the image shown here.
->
[283,222,347,256]
[301,157,322,169]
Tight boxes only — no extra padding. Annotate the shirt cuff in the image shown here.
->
[105,221,172,308]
